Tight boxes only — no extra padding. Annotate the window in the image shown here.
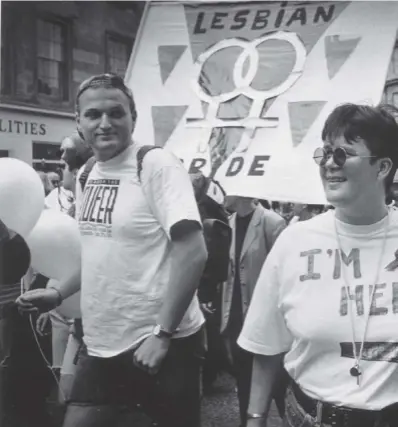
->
[392,92,398,108]
[37,19,68,100]
[32,141,63,171]
[105,33,132,77]
[384,82,398,107]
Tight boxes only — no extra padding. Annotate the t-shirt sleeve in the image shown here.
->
[140,149,202,239]
[237,233,293,355]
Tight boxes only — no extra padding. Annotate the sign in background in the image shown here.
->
[125,1,398,204]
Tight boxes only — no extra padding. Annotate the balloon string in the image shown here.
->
[20,278,67,403]
[29,314,67,403]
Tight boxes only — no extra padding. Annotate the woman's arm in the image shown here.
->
[247,353,285,427]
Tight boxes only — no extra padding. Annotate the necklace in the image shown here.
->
[57,187,75,214]
[334,212,389,386]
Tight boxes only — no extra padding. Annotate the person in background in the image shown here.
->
[271,201,281,216]
[308,204,325,217]
[280,203,295,223]
[37,132,93,405]
[289,203,306,225]
[37,171,55,197]
[0,270,53,427]
[221,196,287,427]
[290,204,325,225]
[239,103,398,427]
[45,183,74,216]
[258,199,271,210]
[47,171,61,189]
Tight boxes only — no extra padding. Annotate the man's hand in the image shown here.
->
[16,288,61,313]
[36,312,50,336]
[133,334,171,375]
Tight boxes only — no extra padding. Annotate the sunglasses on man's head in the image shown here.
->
[77,74,128,100]
[313,147,377,167]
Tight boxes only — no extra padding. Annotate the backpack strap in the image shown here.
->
[79,156,97,191]
[136,145,162,183]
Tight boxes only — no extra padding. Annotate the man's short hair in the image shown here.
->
[321,103,398,192]
[75,73,137,120]
[60,133,93,171]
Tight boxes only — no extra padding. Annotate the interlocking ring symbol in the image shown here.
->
[192,31,306,105]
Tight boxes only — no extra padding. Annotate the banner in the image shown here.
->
[126,1,398,204]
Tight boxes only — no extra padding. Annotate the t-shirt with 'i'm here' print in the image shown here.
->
[239,209,398,410]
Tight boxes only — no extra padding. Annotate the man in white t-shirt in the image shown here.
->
[17,73,207,427]
[239,104,398,427]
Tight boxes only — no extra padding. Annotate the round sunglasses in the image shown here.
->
[313,147,377,167]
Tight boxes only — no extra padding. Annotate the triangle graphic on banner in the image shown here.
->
[325,35,361,80]
[288,101,326,147]
[158,45,187,84]
[151,105,188,147]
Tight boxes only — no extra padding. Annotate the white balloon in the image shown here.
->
[26,209,81,281]
[0,158,44,237]
[47,278,81,319]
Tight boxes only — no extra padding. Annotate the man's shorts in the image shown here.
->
[69,330,204,427]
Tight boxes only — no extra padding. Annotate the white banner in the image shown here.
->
[126,1,398,204]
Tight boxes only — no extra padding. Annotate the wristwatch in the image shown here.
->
[152,324,173,339]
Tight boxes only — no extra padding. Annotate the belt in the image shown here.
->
[291,382,384,427]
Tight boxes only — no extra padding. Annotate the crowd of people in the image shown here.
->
[0,72,397,427]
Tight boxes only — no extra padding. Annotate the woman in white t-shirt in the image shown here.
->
[239,104,398,427]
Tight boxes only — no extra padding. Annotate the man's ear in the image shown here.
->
[379,158,393,180]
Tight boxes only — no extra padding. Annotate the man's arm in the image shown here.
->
[158,226,207,332]
[246,353,285,427]
[133,226,206,374]
[133,150,207,374]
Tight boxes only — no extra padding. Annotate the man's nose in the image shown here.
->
[99,113,111,129]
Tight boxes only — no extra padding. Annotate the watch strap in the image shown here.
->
[153,324,173,339]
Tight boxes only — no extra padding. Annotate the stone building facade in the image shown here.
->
[0,1,144,168]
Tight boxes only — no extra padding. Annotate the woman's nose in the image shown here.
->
[324,152,339,168]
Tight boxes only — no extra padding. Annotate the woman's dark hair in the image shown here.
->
[322,103,398,192]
